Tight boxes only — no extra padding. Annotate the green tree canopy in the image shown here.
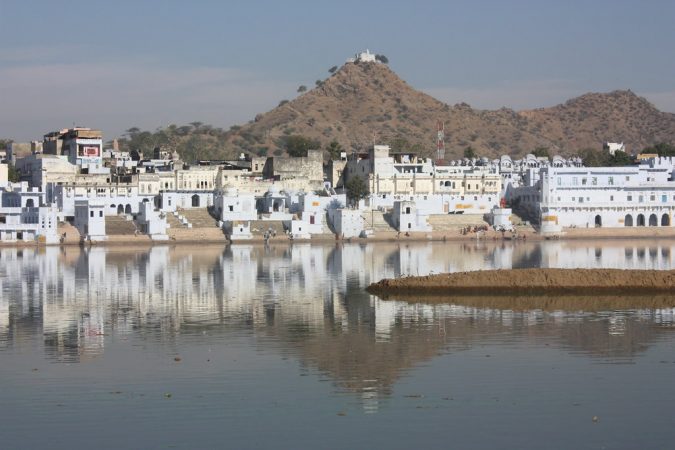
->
[284,135,320,157]
[375,54,389,64]
[576,148,634,167]
[576,148,606,167]
[345,175,369,203]
[326,140,344,160]
[463,146,476,159]
[532,147,550,158]
[7,164,20,182]
[643,142,675,157]
[297,85,307,93]
[328,65,338,74]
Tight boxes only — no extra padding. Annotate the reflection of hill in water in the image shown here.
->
[1,242,675,390]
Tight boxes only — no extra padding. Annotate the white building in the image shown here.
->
[511,157,675,230]
[604,142,626,156]
[74,199,107,242]
[136,201,168,240]
[392,201,431,232]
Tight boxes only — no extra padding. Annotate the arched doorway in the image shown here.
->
[25,199,35,208]
[649,214,658,226]
[125,204,132,215]
[661,213,671,227]
[117,205,124,214]
[637,214,645,227]
[624,214,633,227]
[191,194,200,207]
[273,200,281,212]
[594,215,602,227]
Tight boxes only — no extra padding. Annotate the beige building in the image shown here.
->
[175,166,219,191]
[345,145,501,197]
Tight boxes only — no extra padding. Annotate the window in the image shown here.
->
[557,177,561,186]
[608,177,614,185]
[650,195,655,202]
[662,195,668,203]
[99,211,103,217]
[572,177,578,186]
[90,211,94,217]
[627,195,632,201]
[610,196,614,201]
[582,178,587,186]
[592,177,597,185]
[639,195,644,203]
[578,197,584,204]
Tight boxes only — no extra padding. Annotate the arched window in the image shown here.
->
[637,214,645,227]
[191,194,200,207]
[661,213,671,227]
[649,214,658,227]
[594,215,602,227]
[624,214,633,227]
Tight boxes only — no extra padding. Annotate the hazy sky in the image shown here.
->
[1,0,674,141]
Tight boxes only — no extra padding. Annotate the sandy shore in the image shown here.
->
[2,223,675,247]
[367,268,675,296]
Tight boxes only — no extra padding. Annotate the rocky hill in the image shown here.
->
[220,61,675,160]
[117,61,675,161]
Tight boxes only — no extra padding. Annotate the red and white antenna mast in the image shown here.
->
[436,120,445,161]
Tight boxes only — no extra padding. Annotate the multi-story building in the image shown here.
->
[511,157,675,230]
[343,145,501,213]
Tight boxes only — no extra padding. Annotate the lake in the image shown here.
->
[1,240,675,449]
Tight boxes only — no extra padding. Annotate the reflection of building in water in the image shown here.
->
[2,242,675,405]
[517,241,675,270]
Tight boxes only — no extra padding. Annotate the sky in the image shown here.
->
[1,0,674,141]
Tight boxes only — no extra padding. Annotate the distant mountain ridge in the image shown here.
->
[117,62,675,161]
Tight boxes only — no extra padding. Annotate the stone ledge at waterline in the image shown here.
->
[366,269,675,296]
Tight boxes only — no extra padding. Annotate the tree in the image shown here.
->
[284,135,319,157]
[297,85,307,93]
[328,65,338,74]
[463,146,476,159]
[532,147,550,158]
[345,176,369,203]
[375,54,389,64]
[7,164,20,182]
[577,148,607,167]
[326,140,343,160]
[643,142,675,157]
[607,151,634,167]
[315,79,324,87]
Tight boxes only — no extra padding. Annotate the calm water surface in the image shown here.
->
[1,240,675,449]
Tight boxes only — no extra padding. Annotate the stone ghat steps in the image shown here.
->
[105,216,138,235]
[249,220,286,237]
[178,208,220,228]
[427,214,488,231]
[362,210,396,232]
[166,213,185,229]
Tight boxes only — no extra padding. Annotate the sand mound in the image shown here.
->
[367,269,675,296]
